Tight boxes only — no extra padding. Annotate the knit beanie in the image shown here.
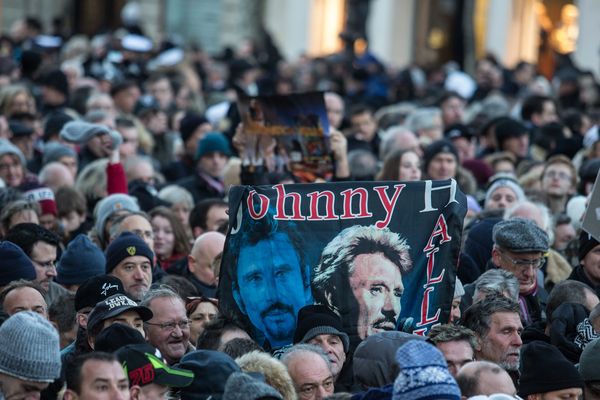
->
[0,241,36,286]
[105,232,154,274]
[519,341,583,397]
[579,337,600,381]
[60,120,122,150]
[23,185,57,216]
[195,132,231,160]
[56,234,106,285]
[0,311,61,382]
[392,341,460,400]
[578,230,599,262]
[223,372,283,400]
[180,113,209,144]
[94,193,140,244]
[42,142,77,166]
[40,69,69,98]
[422,139,459,174]
[0,138,26,166]
[293,304,349,352]
[484,176,526,208]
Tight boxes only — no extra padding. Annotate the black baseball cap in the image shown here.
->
[75,275,126,312]
[87,294,153,333]
[117,344,194,388]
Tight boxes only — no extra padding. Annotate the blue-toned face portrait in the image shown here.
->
[233,232,311,347]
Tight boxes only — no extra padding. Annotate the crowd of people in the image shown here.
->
[0,12,600,400]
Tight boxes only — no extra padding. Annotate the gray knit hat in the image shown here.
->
[42,142,78,166]
[0,138,26,166]
[0,311,61,382]
[93,193,140,244]
[492,218,549,253]
[223,372,283,400]
[59,120,122,150]
[484,176,525,208]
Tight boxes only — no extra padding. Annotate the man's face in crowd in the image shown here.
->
[325,93,344,129]
[148,78,173,110]
[493,248,542,293]
[205,205,228,233]
[477,311,523,371]
[118,127,139,159]
[420,115,444,142]
[348,252,403,339]
[532,388,582,400]
[87,133,113,159]
[553,222,576,251]
[30,241,58,291]
[113,86,140,114]
[436,340,474,377]
[542,163,574,198]
[119,215,155,250]
[427,153,457,180]
[101,310,146,338]
[58,155,78,178]
[308,334,346,378]
[581,244,600,286]
[133,383,170,400]
[487,187,518,210]
[287,352,334,400]
[534,100,558,126]
[350,111,377,142]
[451,137,475,162]
[198,151,228,179]
[109,255,152,302]
[0,373,49,400]
[502,135,529,158]
[0,153,24,187]
[145,296,190,365]
[2,286,47,318]
[234,232,311,347]
[441,96,465,126]
[66,359,129,400]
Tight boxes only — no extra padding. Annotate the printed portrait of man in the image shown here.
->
[312,225,413,341]
[229,214,312,348]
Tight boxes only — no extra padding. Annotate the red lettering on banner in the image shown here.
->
[423,214,451,252]
[307,190,337,220]
[273,184,305,221]
[373,184,405,229]
[340,188,373,219]
[247,190,269,219]
[417,286,441,326]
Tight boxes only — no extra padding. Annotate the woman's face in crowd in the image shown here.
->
[0,154,23,187]
[486,187,518,210]
[398,151,421,181]
[152,215,175,259]
[189,301,218,345]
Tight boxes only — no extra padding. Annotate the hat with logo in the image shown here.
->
[293,304,349,352]
[117,343,195,388]
[74,275,126,312]
[23,185,57,216]
[86,293,153,334]
[105,231,154,274]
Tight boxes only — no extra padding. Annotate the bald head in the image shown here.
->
[39,162,75,192]
[456,361,516,398]
[188,232,226,285]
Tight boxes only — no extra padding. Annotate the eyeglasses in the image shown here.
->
[544,170,572,181]
[145,319,190,331]
[498,250,544,269]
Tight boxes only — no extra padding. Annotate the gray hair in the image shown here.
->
[75,158,108,201]
[139,286,183,309]
[108,211,151,242]
[348,150,379,180]
[504,200,554,244]
[379,126,418,160]
[473,269,520,303]
[281,343,332,375]
[158,185,194,209]
[404,107,441,133]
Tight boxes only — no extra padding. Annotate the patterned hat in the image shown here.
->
[392,341,460,400]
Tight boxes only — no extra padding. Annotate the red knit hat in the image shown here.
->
[24,186,57,216]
